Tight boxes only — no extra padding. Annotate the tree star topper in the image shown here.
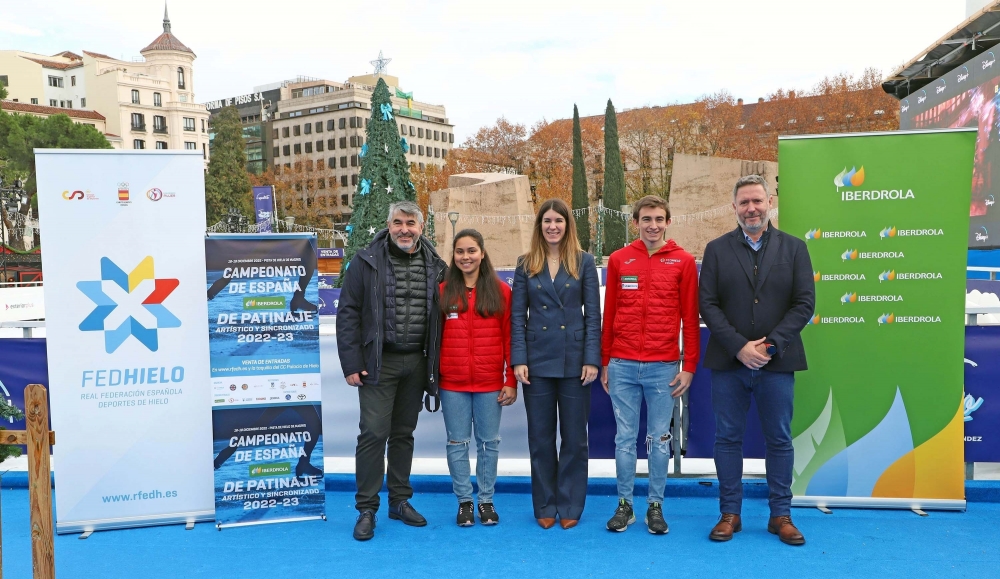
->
[371,50,391,76]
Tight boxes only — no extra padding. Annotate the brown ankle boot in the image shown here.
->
[537,517,556,529]
[709,513,742,541]
[768,515,805,545]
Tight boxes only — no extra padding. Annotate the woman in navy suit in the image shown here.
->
[511,198,601,529]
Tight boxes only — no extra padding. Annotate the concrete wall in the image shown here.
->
[430,173,536,267]
[665,153,779,259]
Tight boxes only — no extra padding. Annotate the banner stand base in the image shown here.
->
[217,514,326,530]
[57,510,216,535]
[793,496,966,512]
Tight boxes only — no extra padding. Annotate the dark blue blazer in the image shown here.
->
[511,252,602,378]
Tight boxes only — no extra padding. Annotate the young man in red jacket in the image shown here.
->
[601,195,700,535]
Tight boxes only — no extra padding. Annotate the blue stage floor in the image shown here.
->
[2,483,999,578]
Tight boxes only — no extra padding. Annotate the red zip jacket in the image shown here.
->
[601,239,700,372]
[438,279,516,392]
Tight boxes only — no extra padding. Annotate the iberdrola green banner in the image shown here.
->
[779,129,975,508]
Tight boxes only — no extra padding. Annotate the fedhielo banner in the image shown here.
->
[779,130,975,509]
[35,150,214,533]
[205,234,325,527]
[252,186,274,233]
[963,325,1000,463]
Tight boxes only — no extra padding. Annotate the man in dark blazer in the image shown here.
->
[699,174,815,546]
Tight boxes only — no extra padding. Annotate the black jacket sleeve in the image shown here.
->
[336,255,367,377]
[698,240,749,358]
[510,260,529,367]
[764,238,815,357]
[581,253,602,367]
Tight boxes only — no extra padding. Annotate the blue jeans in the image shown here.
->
[711,367,795,517]
[607,359,679,505]
[439,389,503,504]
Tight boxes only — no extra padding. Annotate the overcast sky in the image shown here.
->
[2,0,968,140]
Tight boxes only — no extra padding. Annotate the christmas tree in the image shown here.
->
[602,99,627,252]
[571,104,590,251]
[337,77,416,283]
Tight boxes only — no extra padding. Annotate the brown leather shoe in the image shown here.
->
[768,515,805,545]
[560,518,578,529]
[537,518,556,529]
[709,513,742,541]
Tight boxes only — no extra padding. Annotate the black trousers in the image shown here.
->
[522,376,592,519]
[355,351,427,512]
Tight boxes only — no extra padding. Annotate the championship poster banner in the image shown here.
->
[779,130,975,509]
[252,186,274,233]
[206,234,325,528]
[35,150,214,533]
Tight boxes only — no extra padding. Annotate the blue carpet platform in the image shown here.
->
[2,476,998,578]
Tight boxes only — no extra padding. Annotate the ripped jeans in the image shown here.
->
[608,359,679,505]
[439,389,503,504]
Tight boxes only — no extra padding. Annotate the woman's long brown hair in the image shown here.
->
[521,198,582,279]
[442,228,505,317]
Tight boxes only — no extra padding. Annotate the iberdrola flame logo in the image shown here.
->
[813,271,821,282]
[879,270,896,282]
[834,166,865,190]
[808,314,820,325]
[878,313,895,325]
[841,249,859,261]
[880,226,897,239]
[805,228,822,240]
[840,292,857,304]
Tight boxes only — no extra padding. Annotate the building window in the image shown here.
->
[177,67,186,89]
[156,141,167,150]
[201,119,206,133]
[419,163,425,171]
[306,160,314,171]
[349,117,357,129]
[131,90,140,104]
[30,98,38,104]
[81,97,86,108]
[418,145,424,156]
[273,128,279,139]
[293,125,301,136]
[349,136,356,148]
[339,137,347,149]
[341,193,349,205]
[328,139,335,150]
[294,143,301,154]
[305,142,313,153]
[409,126,415,136]
[339,118,346,129]
[328,157,336,169]
[434,147,440,158]
[71,75,76,86]
[153,115,167,132]
[350,155,358,167]
[409,144,415,154]
[59,100,65,108]
[340,156,347,168]
[318,179,326,190]
[153,92,161,107]
[131,113,145,130]
[203,143,207,159]
[185,142,196,150]
[273,146,279,157]
[65,101,73,109]
[442,149,448,158]
[49,99,57,107]
[48,76,63,88]
[0,75,7,87]
[315,121,323,133]
[316,140,324,152]
[434,131,439,141]
[282,127,290,138]
[401,124,406,135]
[304,123,312,135]
[418,128,424,138]
[327,120,335,131]
[283,145,290,156]
[341,176,348,187]
[134,139,145,149]
[449,133,454,143]
[183,117,195,131]
[352,174,358,186]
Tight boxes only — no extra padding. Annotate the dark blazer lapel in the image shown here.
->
[728,229,754,286]
[539,268,563,306]
[755,226,781,290]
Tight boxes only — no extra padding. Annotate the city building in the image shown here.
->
[204,86,284,175]
[0,100,122,148]
[0,6,209,160]
[268,68,453,224]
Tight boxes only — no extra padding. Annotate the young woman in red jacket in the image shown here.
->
[439,229,517,527]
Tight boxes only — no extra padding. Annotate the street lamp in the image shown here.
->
[621,204,632,245]
[447,211,460,244]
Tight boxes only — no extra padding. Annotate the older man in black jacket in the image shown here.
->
[699,175,815,546]
[337,200,448,541]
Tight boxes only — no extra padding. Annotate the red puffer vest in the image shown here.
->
[601,239,701,372]
[438,279,515,392]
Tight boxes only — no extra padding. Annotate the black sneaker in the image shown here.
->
[478,502,499,525]
[457,501,475,527]
[388,500,427,527]
[645,502,669,535]
[606,499,635,532]
[353,510,376,541]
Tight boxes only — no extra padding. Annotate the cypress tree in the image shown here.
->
[602,99,626,252]
[337,78,416,284]
[205,105,252,224]
[571,104,589,251]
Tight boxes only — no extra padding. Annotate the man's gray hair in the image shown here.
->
[386,200,424,225]
[732,174,770,199]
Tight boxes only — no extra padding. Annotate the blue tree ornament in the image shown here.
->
[400,137,408,151]
[380,103,394,121]
[359,178,371,196]
[360,143,368,158]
